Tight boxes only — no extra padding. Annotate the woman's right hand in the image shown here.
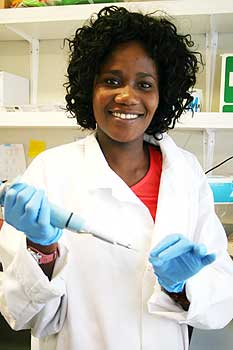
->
[4,183,62,245]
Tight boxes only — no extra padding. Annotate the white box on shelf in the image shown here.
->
[0,71,29,106]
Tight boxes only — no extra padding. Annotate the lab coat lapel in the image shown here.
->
[149,134,191,250]
[83,132,113,190]
[83,132,141,205]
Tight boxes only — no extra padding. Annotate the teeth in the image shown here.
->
[112,112,140,120]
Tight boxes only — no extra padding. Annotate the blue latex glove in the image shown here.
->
[4,182,62,245]
[149,234,216,293]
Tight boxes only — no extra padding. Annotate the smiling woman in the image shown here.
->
[65,7,200,135]
[1,5,233,350]
[93,41,159,140]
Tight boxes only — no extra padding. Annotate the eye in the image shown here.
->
[104,78,120,86]
[138,81,153,90]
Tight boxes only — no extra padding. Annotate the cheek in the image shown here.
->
[93,88,110,110]
[147,93,159,115]
[93,94,108,124]
[93,92,101,115]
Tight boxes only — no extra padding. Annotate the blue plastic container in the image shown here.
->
[208,177,233,203]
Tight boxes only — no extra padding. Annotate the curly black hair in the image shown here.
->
[65,5,202,137]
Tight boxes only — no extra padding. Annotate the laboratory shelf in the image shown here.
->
[0,0,233,41]
[176,112,233,130]
[0,111,78,128]
[0,111,233,129]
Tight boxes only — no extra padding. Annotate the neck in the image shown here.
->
[96,132,150,186]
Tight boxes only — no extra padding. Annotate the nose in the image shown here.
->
[114,85,139,105]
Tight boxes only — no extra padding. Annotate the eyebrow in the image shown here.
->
[136,72,157,81]
[102,70,157,81]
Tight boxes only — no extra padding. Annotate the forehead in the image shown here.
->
[100,41,157,75]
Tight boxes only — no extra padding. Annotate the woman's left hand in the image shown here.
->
[149,234,216,293]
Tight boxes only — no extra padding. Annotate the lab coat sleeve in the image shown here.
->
[0,222,68,337]
[148,155,233,329]
[0,154,69,337]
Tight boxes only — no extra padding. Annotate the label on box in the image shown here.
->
[229,72,233,87]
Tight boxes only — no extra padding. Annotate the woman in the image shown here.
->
[0,6,233,350]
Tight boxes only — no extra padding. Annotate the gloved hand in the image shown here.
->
[4,182,62,245]
[149,234,216,293]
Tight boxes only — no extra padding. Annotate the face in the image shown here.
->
[92,41,159,146]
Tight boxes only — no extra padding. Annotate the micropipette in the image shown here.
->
[0,180,134,250]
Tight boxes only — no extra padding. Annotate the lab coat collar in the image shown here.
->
[84,131,183,175]
[83,132,191,208]
[144,132,186,171]
[83,132,141,204]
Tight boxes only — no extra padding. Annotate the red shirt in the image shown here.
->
[131,145,162,220]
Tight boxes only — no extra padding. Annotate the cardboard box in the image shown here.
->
[0,0,11,8]
[0,71,29,106]
[220,54,233,112]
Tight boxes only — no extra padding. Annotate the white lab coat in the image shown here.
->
[0,132,233,350]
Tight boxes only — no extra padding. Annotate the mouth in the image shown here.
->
[110,111,144,120]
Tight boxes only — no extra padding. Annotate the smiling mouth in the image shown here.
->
[110,111,143,120]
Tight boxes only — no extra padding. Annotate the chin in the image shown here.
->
[109,134,142,144]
